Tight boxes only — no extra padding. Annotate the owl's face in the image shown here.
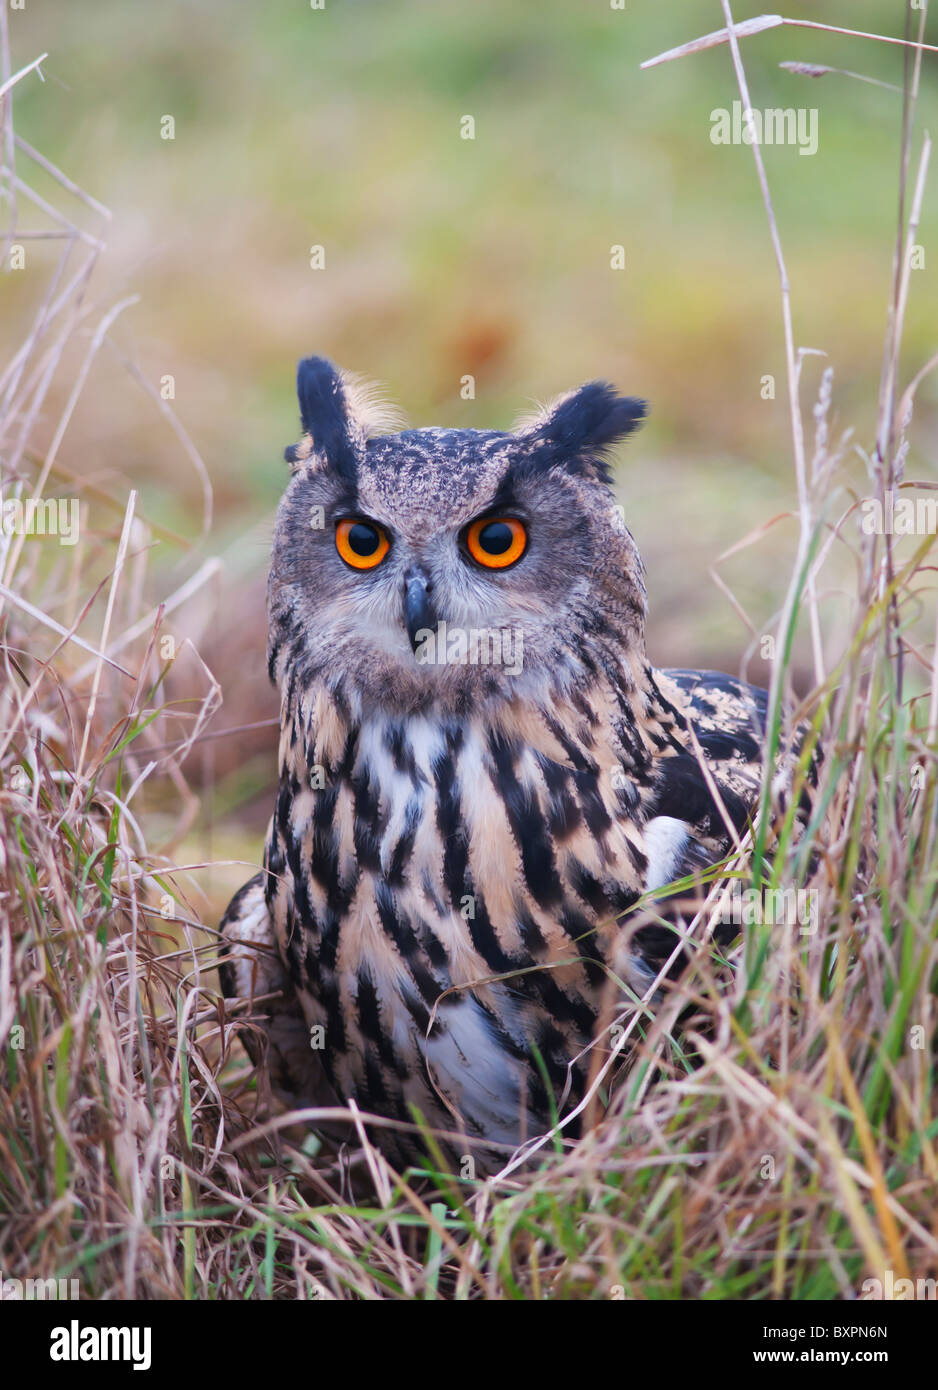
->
[268,358,649,716]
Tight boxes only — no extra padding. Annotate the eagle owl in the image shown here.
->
[219,356,767,1170]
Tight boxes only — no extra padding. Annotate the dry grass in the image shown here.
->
[2,7,937,1300]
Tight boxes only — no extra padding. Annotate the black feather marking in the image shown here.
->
[489,729,563,909]
[652,752,751,837]
[467,892,517,975]
[386,796,422,885]
[572,767,613,840]
[310,783,352,916]
[559,906,613,986]
[320,968,346,1053]
[356,966,405,1074]
[303,940,321,992]
[384,721,423,783]
[351,762,385,872]
[374,881,447,1008]
[698,729,760,763]
[432,729,469,909]
[520,381,647,483]
[290,356,359,480]
[535,754,583,840]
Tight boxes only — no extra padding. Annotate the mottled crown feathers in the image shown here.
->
[284,354,646,484]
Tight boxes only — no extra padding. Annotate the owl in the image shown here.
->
[219,356,769,1172]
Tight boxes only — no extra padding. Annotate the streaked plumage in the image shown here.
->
[220,357,770,1170]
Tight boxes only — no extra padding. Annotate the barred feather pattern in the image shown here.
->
[255,650,764,1165]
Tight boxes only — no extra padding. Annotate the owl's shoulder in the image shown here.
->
[658,667,767,750]
[640,667,768,873]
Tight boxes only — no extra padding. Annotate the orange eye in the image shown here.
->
[335,518,390,570]
[465,516,527,569]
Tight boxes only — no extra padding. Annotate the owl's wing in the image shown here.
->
[644,666,767,862]
[662,665,767,803]
[218,873,335,1114]
[626,669,771,976]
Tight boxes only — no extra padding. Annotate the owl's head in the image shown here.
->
[268,357,649,716]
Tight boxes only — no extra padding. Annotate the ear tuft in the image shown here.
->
[514,381,646,483]
[285,357,357,476]
[284,357,405,476]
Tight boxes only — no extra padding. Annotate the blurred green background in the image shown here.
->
[5,1,938,892]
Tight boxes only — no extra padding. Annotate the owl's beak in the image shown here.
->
[403,566,436,655]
